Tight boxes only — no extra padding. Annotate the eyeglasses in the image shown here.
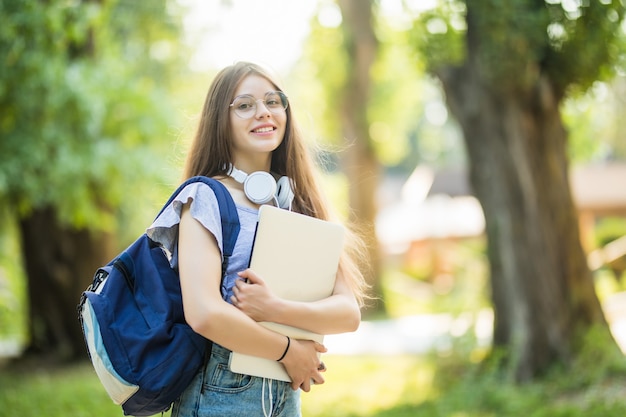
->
[229,91,289,119]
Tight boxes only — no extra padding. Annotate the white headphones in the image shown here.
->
[228,164,294,209]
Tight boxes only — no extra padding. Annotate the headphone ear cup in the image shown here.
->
[244,171,278,205]
[276,176,294,209]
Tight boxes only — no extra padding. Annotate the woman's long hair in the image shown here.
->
[182,62,369,306]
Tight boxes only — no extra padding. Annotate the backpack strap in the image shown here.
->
[155,177,240,409]
[156,176,240,270]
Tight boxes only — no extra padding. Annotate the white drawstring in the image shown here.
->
[262,378,273,417]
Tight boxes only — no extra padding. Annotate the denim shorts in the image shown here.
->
[171,344,301,417]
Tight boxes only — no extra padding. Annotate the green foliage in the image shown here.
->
[563,76,626,163]
[412,0,626,97]
[544,0,626,95]
[0,0,97,222]
[409,0,466,72]
[470,0,550,92]
[0,0,185,233]
[0,208,26,343]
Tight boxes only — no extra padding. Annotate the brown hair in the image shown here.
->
[183,62,368,305]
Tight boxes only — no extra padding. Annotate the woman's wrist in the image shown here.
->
[263,297,287,324]
[276,336,290,362]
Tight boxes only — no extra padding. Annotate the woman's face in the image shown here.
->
[229,74,287,169]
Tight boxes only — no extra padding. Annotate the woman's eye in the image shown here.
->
[237,101,254,110]
[265,94,281,107]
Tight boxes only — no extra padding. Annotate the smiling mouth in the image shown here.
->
[253,127,275,133]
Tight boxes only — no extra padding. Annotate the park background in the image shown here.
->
[2,0,626,416]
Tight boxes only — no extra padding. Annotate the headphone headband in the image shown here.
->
[227,164,294,209]
[227,165,249,184]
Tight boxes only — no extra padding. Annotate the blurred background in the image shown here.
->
[1,0,626,416]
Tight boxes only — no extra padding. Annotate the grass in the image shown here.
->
[0,355,433,417]
[301,355,435,417]
[2,344,626,417]
[0,362,122,417]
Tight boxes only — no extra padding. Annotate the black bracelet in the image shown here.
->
[276,336,290,362]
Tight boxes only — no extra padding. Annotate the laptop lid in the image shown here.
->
[229,205,345,381]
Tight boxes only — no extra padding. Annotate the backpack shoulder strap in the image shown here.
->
[156,176,240,266]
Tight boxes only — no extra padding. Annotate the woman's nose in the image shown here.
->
[254,99,271,118]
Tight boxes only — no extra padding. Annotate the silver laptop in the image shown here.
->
[228,205,345,381]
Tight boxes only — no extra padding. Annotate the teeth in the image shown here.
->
[254,127,273,133]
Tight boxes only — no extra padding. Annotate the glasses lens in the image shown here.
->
[232,96,256,118]
[265,92,288,113]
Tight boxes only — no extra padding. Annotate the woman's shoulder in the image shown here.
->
[177,181,260,228]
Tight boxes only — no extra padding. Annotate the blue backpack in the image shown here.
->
[78,176,240,416]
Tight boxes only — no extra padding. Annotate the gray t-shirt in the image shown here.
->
[146,182,258,302]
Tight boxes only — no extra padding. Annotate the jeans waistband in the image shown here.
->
[210,343,232,361]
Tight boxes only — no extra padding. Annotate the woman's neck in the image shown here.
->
[232,155,271,174]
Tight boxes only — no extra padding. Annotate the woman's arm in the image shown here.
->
[178,204,325,390]
[232,267,362,335]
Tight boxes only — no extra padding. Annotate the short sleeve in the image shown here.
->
[146,182,223,269]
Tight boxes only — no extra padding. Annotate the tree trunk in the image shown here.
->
[338,0,385,314]
[437,60,615,380]
[19,206,113,361]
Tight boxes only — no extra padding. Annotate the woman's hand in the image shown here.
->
[279,339,328,391]
[231,269,280,322]
[232,269,328,390]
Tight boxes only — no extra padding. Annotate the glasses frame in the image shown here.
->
[229,91,289,119]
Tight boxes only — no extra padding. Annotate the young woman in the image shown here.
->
[147,62,367,417]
